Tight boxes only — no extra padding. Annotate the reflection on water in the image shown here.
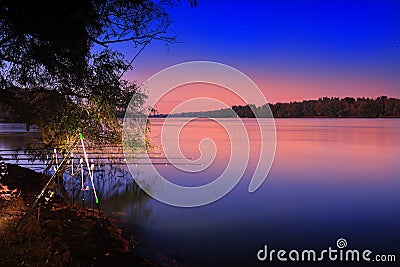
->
[1,120,399,267]
[61,166,153,227]
[136,118,400,267]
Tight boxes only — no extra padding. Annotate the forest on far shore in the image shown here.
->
[2,96,400,122]
[169,96,400,118]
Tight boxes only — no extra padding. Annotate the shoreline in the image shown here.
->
[0,164,156,267]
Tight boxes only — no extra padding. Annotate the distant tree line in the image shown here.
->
[168,108,237,118]
[266,96,400,118]
[3,96,399,122]
[232,104,257,118]
[168,96,400,118]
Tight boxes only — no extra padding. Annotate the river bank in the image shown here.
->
[0,164,156,267]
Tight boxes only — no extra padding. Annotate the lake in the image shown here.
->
[1,119,399,266]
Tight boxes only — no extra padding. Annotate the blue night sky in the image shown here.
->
[124,0,400,104]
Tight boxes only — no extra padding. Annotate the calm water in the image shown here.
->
[1,119,399,266]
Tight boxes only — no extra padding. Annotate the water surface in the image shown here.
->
[124,118,400,266]
[1,119,399,266]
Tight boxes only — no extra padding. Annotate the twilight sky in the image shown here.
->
[123,0,399,111]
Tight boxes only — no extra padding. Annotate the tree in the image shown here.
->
[232,104,256,118]
[0,0,195,148]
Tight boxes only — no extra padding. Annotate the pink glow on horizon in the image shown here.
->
[252,72,400,104]
[152,83,247,114]
[128,69,399,112]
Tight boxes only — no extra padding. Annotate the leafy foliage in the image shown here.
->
[0,0,174,88]
[0,0,180,148]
